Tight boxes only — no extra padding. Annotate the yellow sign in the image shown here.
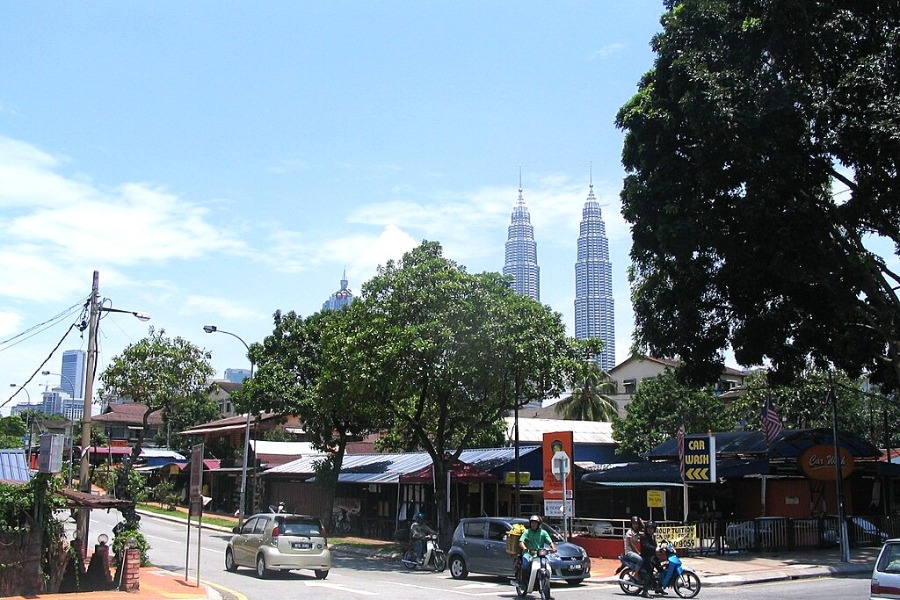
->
[646,490,665,508]
[683,435,717,482]
[657,525,697,549]
[503,471,531,485]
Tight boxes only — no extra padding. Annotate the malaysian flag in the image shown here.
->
[761,395,783,446]
[677,422,686,481]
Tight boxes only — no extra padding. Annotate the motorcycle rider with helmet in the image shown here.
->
[518,515,557,593]
[410,512,437,563]
[638,520,666,597]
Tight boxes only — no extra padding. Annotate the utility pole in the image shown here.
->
[77,270,100,546]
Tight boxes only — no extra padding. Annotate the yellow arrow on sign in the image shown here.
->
[686,468,709,480]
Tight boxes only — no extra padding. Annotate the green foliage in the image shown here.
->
[617,1,900,391]
[0,414,26,449]
[111,527,150,566]
[727,368,900,445]
[555,359,618,422]
[100,468,149,503]
[100,327,216,458]
[149,478,178,508]
[154,389,221,455]
[612,370,735,456]
[339,242,573,527]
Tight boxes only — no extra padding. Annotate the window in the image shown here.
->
[463,521,485,539]
[623,379,637,395]
[487,522,508,541]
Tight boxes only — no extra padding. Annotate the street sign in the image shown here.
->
[552,451,570,481]
[683,435,716,483]
[647,490,665,508]
[190,443,203,500]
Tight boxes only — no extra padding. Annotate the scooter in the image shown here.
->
[616,543,701,598]
[401,534,447,572]
[513,546,552,599]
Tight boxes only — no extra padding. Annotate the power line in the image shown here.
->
[0,297,89,352]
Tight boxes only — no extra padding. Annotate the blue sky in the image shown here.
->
[0,2,668,414]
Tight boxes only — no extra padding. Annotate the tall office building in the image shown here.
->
[503,182,540,301]
[574,181,616,371]
[60,349,86,399]
[322,270,355,311]
[224,368,252,384]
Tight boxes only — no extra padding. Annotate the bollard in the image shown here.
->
[120,546,141,593]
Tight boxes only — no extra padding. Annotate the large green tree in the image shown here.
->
[617,1,900,391]
[612,370,735,456]
[341,241,572,531]
[247,308,378,523]
[100,327,216,461]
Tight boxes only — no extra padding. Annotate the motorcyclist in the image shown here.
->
[638,520,666,597]
[623,515,644,572]
[410,512,437,562]
[518,515,557,593]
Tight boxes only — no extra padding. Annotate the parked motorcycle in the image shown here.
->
[616,543,701,598]
[513,546,552,599]
[401,534,447,572]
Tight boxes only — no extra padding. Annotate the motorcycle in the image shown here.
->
[401,534,447,572]
[616,543,701,598]
[513,546,552,599]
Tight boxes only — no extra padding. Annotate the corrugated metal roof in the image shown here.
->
[503,417,615,444]
[0,449,31,483]
[262,446,541,484]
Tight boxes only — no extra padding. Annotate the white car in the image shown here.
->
[871,539,900,599]
[225,513,331,579]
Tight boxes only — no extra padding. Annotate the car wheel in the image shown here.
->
[314,569,329,580]
[449,555,468,579]
[224,548,238,572]
[566,578,584,585]
[256,555,269,579]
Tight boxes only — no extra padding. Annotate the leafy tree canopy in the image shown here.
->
[0,414,26,449]
[617,1,900,391]
[555,358,619,422]
[340,242,573,526]
[99,327,215,458]
[612,370,735,456]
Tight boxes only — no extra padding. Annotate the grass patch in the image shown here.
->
[137,503,238,530]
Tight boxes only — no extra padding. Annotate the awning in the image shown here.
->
[58,488,136,510]
[580,458,769,487]
[399,461,496,484]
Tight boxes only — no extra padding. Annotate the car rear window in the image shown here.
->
[877,542,900,573]
[278,517,323,536]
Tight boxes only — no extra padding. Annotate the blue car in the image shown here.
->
[447,517,591,585]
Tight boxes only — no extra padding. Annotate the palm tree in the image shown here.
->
[554,362,618,421]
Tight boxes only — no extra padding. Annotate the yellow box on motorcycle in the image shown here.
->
[506,523,526,555]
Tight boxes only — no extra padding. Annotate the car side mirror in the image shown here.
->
[232,526,240,533]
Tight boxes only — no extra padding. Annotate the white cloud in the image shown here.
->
[181,295,262,322]
[0,311,21,337]
[589,43,626,61]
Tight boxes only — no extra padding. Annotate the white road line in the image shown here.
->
[304,581,378,595]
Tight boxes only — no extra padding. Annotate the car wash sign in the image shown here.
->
[683,435,716,483]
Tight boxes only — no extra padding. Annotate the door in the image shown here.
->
[233,517,259,566]
[484,520,513,576]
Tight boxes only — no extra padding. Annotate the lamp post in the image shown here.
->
[203,325,254,528]
[77,270,150,546]
[42,370,77,487]
[9,384,34,467]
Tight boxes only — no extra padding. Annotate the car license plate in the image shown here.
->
[569,564,583,571]
[292,542,312,549]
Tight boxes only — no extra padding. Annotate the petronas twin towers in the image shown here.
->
[502,179,616,372]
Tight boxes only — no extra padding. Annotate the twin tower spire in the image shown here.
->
[502,174,616,371]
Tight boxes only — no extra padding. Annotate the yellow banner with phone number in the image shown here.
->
[656,525,697,549]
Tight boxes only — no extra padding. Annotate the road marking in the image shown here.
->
[203,579,248,600]
[305,581,378,595]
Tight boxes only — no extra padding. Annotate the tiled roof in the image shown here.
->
[94,402,163,425]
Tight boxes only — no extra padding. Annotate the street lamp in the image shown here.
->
[42,370,77,487]
[77,270,149,546]
[8,384,34,467]
[203,325,255,528]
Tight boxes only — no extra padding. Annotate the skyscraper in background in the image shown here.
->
[322,270,355,311]
[503,180,540,301]
[224,368,252,384]
[60,349,85,399]
[574,181,616,371]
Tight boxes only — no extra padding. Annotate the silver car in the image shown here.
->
[447,517,591,585]
[225,513,331,579]
[871,539,900,599]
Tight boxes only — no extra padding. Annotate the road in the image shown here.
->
[87,511,871,600]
